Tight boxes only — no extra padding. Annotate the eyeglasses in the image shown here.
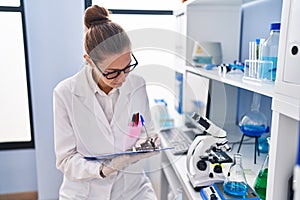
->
[91,53,138,80]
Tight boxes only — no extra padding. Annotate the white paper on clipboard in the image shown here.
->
[84,147,174,160]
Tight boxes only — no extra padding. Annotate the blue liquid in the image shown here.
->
[240,124,267,135]
[261,56,277,81]
[223,181,248,197]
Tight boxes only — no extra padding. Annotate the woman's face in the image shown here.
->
[89,51,132,92]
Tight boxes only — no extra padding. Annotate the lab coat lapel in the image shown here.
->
[110,78,137,151]
[72,66,111,133]
[83,95,111,131]
[110,79,132,127]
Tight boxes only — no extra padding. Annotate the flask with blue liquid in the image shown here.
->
[261,22,280,81]
[223,153,248,197]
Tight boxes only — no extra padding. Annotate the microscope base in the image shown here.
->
[188,172,225,189]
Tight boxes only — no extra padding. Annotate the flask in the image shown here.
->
[254,147,269,199]
[260,22,280,81]
[239,93,268,135]
[223,153,248,197]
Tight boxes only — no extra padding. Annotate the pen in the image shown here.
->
[135,112,139,126]
[131,114,135,127]
[140,114,148,137]
[140,114,155,149]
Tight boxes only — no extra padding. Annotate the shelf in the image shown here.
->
[185,66,275,98]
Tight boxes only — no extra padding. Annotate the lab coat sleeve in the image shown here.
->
[53,87,102,181]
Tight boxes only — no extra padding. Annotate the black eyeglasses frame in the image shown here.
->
[90,53,138,80]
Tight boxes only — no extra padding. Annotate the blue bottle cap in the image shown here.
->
[255,38,261,44]
[270,23,280,31]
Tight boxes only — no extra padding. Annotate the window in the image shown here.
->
[0,0,34,150]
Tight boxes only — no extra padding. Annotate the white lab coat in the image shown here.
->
[53,65,157,200]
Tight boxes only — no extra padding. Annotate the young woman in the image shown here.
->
[53,5,159,199]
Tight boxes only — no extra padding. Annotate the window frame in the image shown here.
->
[85,1,173,15]
[0,0,35,150]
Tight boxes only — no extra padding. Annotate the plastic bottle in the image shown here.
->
[223,153,248,197]
[151,99,173,131]
[260,22,280,81]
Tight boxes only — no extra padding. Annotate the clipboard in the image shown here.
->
[84,147,174,160]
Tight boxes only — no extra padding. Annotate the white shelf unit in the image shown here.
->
[266,0,300,199]
[173,0,300,199]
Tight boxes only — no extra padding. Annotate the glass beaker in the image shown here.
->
[254,138,270,200]
[223,153,248,197]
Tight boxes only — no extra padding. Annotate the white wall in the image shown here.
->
[0,1,84,199]
[25,1,85,199]
[0,149,37,194]
[240,0,283,61]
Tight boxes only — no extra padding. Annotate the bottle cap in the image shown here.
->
[255,38,260,44]
[270,23,280,31]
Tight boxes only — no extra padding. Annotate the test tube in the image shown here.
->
[249,41,256,60]
[249,41,256,77]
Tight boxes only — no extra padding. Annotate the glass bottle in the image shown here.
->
[254,137,270,200]
[239,93,268,135]
[223,153,248,197]
[261,22,280,81]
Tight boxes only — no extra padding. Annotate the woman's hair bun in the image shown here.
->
[84,5,111,28]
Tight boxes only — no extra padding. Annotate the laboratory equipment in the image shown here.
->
[243,38,275,84]
[192,41,222,67]
[175,72,183,114]
[223,153,248,197]
[200,182,260,200]
[237,93,268,164]
[261,22,280,81]
[218,61,244,77]
[243,59,273,83]
[151,99,174,131]
[186,112,232,189]
[254,141,269,200]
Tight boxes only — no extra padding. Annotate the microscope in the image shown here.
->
[186,112,232,189]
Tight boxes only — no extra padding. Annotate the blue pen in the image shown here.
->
[140,114,149,137]
[140,114,155,149]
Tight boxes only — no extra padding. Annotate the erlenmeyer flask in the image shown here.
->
[254,137,270,199]
[223,153,248,197]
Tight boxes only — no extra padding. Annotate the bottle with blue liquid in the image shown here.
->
[261,22,280,81]
[223,153,248,197]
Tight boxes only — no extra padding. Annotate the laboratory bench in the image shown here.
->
[159,124,268,200]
